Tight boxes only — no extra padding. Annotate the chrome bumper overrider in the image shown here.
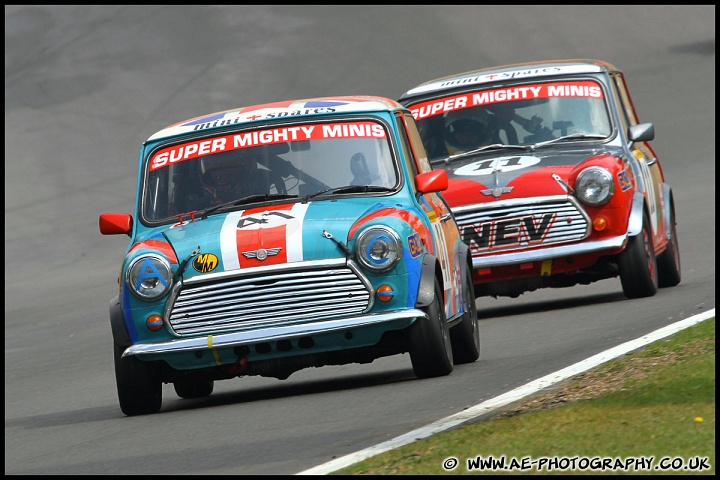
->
[122,309,427,358]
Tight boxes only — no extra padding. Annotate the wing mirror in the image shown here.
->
[415,169,448,194]
[99,213,133,236]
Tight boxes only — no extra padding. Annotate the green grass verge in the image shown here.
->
[334,317,715,475]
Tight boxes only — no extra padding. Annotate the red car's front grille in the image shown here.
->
[452,196,591,256]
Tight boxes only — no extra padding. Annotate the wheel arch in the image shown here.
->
[661,183,675,241]
[109,295,132,347]
[459,242,472,283]
[415,254,442,308]
[626,191,650,237]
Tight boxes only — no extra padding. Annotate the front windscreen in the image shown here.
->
[142,120,399,222]
[407,80,612,161]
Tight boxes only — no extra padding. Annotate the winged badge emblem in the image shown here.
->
[241,247,282,261]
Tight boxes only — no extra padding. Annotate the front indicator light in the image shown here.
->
[376,284,395,302]
[146,315,164,331]
[593,217,608,232]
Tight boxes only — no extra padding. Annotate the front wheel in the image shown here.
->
[450,266,480,364]
[618,213,658,299]
[408,278,453,379]
[114,343,162,416]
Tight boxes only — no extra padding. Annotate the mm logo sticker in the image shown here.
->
[192,253,219,273]
[407,232,423,258]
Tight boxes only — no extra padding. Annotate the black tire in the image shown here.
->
[408,278,453,379]
[618,213,658,299]
[114,343,162,416]
[174,377,214,399]
[450,266,480,364]
[657,210,681,288]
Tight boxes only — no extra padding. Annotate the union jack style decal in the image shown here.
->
[220,203,310,270]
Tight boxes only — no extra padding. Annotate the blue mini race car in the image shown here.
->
[99,95,479,415]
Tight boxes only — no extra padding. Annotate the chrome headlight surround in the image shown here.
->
[355,226,402,272]
[575,166,615,206]
[125,254,173,300]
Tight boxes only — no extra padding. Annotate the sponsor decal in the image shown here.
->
[617,169,633,191]
[407,232,423,258]
[150,121,387,171]
[454,156,541,176]
[462,212,556,252]
[149,97,391,140]
[192,253,219,273]
[189,106,341,129]
[408,81,603,121]
[404,64,596,96]
[444,66,564,85]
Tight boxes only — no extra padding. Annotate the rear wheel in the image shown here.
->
[408,278,453,379]
[657,210,681,288]
[618,213,658,299]
[450,267,480,364]
[174,377,214,399]
[114,343,162,416]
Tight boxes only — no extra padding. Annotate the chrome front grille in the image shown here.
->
[167,259,372,336]
[452,196,590,256]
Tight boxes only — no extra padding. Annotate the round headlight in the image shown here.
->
[126,254,173,299]
[576,167,615,206]
[355,226,402,272]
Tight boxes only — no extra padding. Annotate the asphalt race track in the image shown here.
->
[5,5,715,475]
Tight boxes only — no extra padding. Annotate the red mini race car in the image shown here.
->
[398,59,681,299]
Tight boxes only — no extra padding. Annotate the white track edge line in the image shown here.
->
[296,308,715,475]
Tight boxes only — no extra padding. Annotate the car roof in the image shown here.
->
[147,96,405,142]
[398,59,620,100]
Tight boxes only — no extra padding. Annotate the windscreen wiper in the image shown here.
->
[201,193,298,219]
[301,185,393,203]
[531,133,606,150]
[443,143,528,164]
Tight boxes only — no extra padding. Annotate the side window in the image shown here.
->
[395,113,420,180]
[399,112,433,174]
[610,72,661,231]
[610,73,636,131]
[144,165,171,220]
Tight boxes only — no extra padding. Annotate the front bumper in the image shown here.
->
[473,233,628,269]
[122,309,427,358]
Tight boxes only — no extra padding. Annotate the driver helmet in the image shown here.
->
[201,149,257,194]
[444,107,492,155]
